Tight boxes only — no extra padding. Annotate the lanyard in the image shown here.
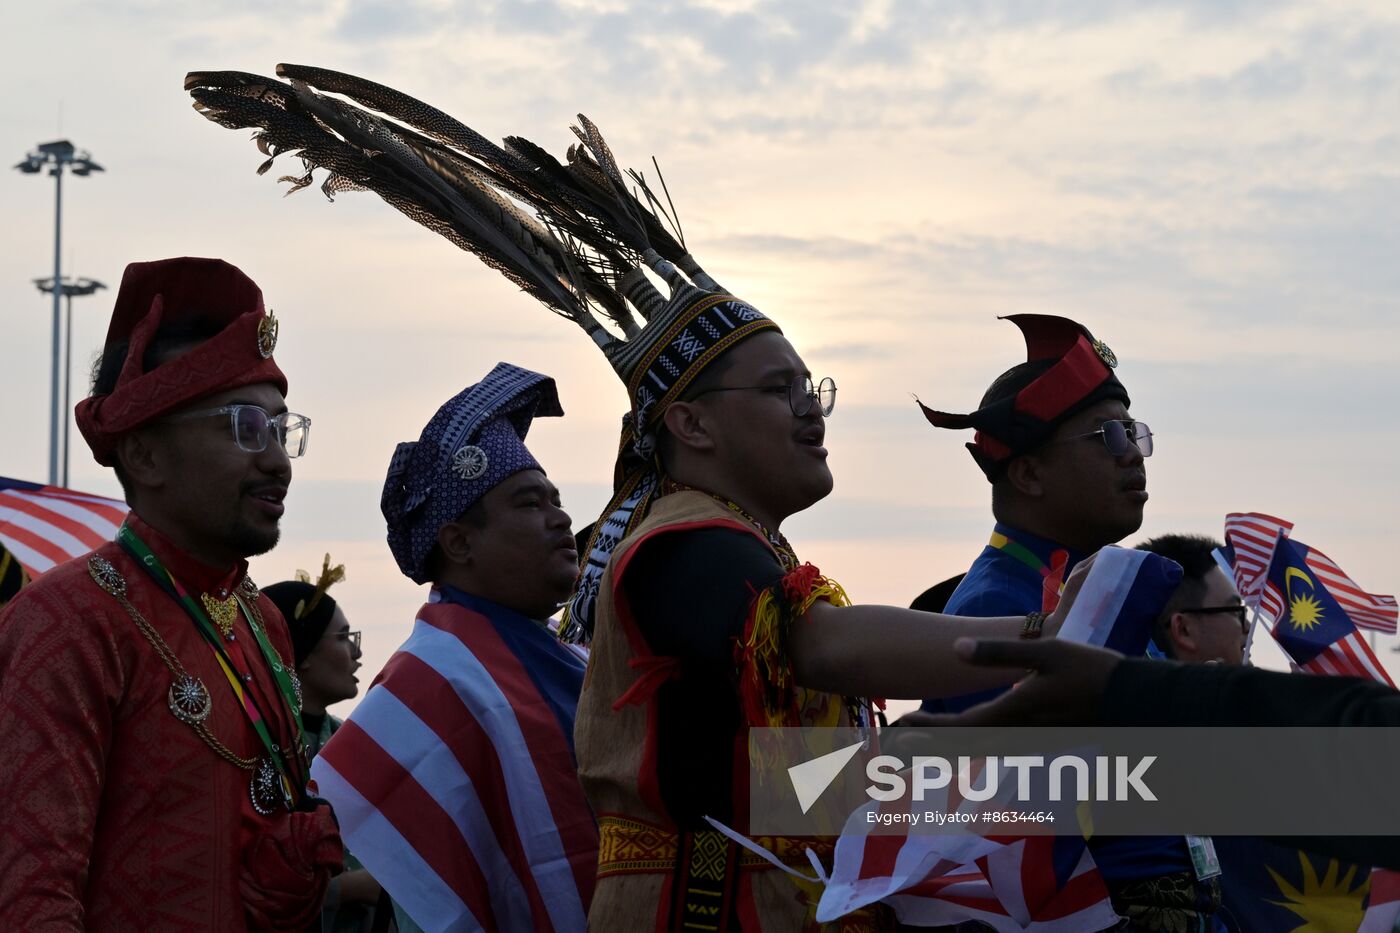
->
[117,524,306,798]
[988,530,1070,613]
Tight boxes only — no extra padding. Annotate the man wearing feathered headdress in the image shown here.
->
[0,258,341,930]
[309,363,597,933]
[184,69,1105,931]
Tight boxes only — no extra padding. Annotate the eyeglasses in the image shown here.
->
[688,375,837,418]
[1181,605,1248,628]
[337,630,362,650]
[1061,419,1153,458]
[166,404,311,458]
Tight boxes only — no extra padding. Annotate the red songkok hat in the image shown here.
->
[919,314,1128,481]
[75,257,288,466]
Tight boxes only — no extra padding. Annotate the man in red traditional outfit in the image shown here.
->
[0,257,342,931]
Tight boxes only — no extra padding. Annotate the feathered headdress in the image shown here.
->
[187,66,782,641]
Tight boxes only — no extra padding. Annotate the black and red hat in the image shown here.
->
[920,314,1128,480]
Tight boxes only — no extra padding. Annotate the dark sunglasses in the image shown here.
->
[1061,419,1153,458]
[1180,605,1247,627]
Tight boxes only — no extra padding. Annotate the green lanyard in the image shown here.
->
[988,529,1069,613]
[118,524,306,800]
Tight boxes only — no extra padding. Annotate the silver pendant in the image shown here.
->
[88,556,127,597]
[249,758,282,815]
[167,674,213,724]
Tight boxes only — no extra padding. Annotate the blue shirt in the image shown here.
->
[922,522,1084,715]
[923,523,1190,884]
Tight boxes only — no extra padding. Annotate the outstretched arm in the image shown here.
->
[789,558,1092,699]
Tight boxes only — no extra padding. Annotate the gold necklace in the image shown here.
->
[201,591,239,638]
[88,556,304,815]
[661,479,799,570]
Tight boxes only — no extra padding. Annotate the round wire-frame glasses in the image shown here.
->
[689,375,837,417]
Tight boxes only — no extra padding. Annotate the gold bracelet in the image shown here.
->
[1021,611,1048,639]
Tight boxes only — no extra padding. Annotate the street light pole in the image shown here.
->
[34,277,106,489]
[15,140,104,486]
[49,163,63,486]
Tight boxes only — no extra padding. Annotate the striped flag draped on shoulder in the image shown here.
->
[311,591,596,933]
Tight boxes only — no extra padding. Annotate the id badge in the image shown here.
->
[1186,835,1222,880]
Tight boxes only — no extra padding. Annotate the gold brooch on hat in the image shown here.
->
[257,310,279,359]
[1092,338,1118,369]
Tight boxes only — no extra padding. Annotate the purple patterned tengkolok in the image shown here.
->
[381,363,563,584]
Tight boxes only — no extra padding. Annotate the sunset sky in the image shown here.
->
[5,0,1398,710]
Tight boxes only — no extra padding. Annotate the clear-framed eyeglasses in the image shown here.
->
[689,375,837,418]
[166,404,312,458]
[1061,419,1153,458]
[337,630,362,650]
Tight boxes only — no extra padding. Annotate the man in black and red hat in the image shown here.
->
[0,258,341,931]
[919,315,1233,932]
[918,313,1149,703]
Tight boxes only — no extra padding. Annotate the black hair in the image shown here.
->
[421,497,490,583]
[1135,534,1227,658]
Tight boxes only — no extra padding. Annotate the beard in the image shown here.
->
[228,516,281,558]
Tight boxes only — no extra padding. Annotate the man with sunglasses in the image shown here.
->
[1135,535,1248,665]
[918,315,1226,932]
[917,315,1151,710]
[0,258,341,931]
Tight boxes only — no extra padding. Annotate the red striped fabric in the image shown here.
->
[1303,547,1398,635]
[424,609,598,899]
[1292,630,1395,686]
[0,477,126,577]
[311,595,595,932]
[324,719,502,931]
[1224,512,1293,603]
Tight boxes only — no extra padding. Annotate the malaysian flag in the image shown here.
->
[1261,535,1395,686]
[709,779,1118,931]
[0,476,126,578]
[744,551,1179,930]
[811,802,1118,931]
[311,589,595,933]
[1223,512,1293,605]
[1298,546,1397,635]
